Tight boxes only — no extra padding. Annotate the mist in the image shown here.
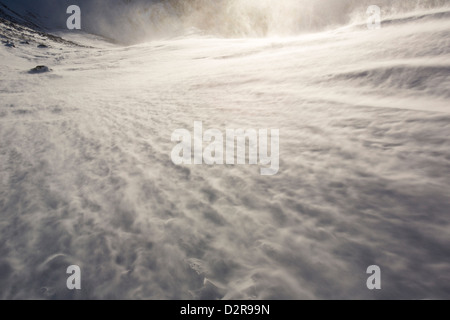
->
[3,0,450,43]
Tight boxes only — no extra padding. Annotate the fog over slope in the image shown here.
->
[0,0,449,299]
[2,0,449,42]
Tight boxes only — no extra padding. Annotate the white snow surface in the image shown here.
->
[0,1,450,299]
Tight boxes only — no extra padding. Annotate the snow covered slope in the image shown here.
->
[0,1,449,299]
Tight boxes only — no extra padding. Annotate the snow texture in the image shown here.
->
[0,0,449,299]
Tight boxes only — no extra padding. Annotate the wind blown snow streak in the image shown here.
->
[0,0,449,300]
[1,0,450,43]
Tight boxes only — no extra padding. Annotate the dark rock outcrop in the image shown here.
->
[28,65,51,74]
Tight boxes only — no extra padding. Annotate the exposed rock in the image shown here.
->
[29,65,51,74]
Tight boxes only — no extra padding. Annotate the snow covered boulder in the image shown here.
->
[28,65,51,74]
